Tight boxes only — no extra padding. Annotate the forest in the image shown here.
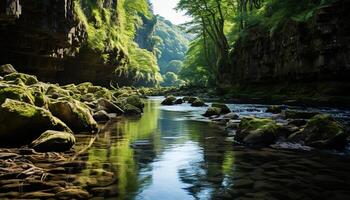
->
[0,0,349,199]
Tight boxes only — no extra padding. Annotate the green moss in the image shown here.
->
[3,73,38,85]
[0,85,35,105]
[240,117,279,133]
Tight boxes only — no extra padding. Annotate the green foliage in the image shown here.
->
[154,16,191,75]
[161,72,186,87]
[74,0,161,85]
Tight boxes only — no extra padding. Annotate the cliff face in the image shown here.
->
[223,0,350,88]
[0,0,157,86]
[0,0,90,82]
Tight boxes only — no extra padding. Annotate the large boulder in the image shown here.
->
[93,110,111,122]
[29,130,76,152]
[49,99,98,133]
[96,98,124,115]
[3,73,39,85]
[0,64,17,76]
[283,110,319,119]
[0,99,71,145]
[188,97,198,104]
[174,98,183,104]
[211,103,231,114]
[0,83,35,105]
[161,96,176,105]
[288,114,348,149]
[46,85,72,99]
[235,117,280,146]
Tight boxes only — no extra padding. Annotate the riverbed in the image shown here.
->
[1,97,350,199]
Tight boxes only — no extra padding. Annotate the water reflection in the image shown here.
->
[81,97,350,200]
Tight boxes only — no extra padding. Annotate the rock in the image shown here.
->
[29,130,76,152]
[235,117,280,146]
[46,85,72,99]
[191,99,206,107]
[0,64,17,76]
[55,189,90,199]
[3,73,38,85]
[29,84,48,107]
[226,120,241,129]
[211,103,231,114]
[124,104,142,115]
[49,99,98,133]
[0,83,35,104]
[203,107,222,117]
[0,152,18,159]
[287,119,307,127]
[288,114,348,149]
[0,76,3,81]
[223,112,240,120]
[161,96,177,105]
[183,96,190,102]
[266,105,284,114]
[93,110,111,122]
[174,98,183,104]
[126,95,144,110]
[21,191,55,199]
[0,99,72,145]
[188,97,198,104]
[96,98,124,115]
[283,110,319,119]
[89,86,113,100]
[81,93,96,102]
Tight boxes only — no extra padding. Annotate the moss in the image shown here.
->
[3,73,38,85]
[46,85,71,98]
[0,85,35,105]
[0,99,71,145]
[126,95,144,109]
[203,107,222,117]
[211,103,231,114]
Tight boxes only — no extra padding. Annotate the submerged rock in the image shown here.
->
[288,114,348,149]
[283,110,319,119]
[161,96,176,105]
[93,110,111,122]
[3,73,38,85]
[211,103,231,114]
[49,99,98,133]
[235,117,280,146]
[0,99,71,145]
[0,64,17,76]
[29,130,75,152]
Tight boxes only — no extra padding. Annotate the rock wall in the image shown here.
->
[223,0,350,88]
[0,0,129,86]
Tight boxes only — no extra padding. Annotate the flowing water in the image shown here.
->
[79,97,350,200]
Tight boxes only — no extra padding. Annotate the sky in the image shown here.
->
[150,0,192,25]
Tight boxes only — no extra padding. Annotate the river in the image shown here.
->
[78,97,350,200]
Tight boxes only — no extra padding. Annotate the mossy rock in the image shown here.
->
[29,130,76,152]
[81,93,96,102]
[0,83,35,105]
[236,117,280,146]
[124,104,142,116]
[0,99,71,145]
[77,82,93,94]
[0,64,17,76]
[288,114,348,149]
[3,73,38,85]
[29,84,48,108]
[283,110,319,119]
[161,96,176,105]
[188,97,198,104]
[46,85,72,98]
[93,110,111,122]
[174,98,183,104]
[191,99,206,107]
[62,84,80,95]
[203,107,222,117]
[182,96,190,102]
[97,98,124,115]
[49,99,98,133]
[211,103,231,114]
[126,95,144,110]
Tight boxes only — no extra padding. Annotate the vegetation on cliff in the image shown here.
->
[74,0,162,85]
[177,0,335,86]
